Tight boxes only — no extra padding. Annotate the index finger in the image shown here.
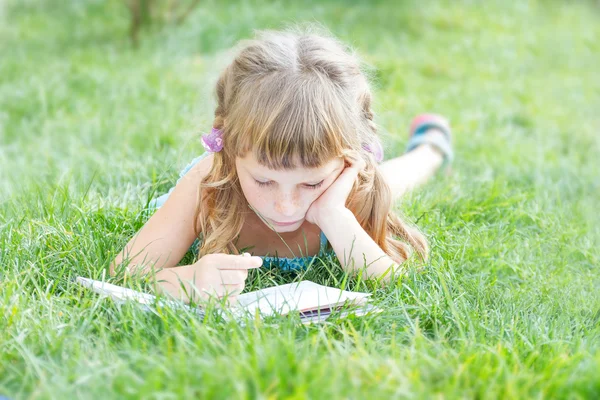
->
[333,155,365,191]
[344,151,367,171]
[210,254,263,270]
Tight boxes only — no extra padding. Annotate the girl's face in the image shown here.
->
[236,152,345,232]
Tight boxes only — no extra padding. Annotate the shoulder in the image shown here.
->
[178,153,214,182]
[111,153,215,273]
[160,153,214,212]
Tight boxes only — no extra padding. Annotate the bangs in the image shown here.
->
[227,73,354,169]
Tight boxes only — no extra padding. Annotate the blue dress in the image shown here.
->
[148,153,332,271]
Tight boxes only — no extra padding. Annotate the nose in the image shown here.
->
[274,191,300,218]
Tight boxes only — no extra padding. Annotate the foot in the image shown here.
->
[417,128,447,158]
[405,114,454,173]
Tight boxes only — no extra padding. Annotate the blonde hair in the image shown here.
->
[194,26,428,264]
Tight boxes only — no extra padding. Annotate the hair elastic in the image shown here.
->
[201,127,224,153]
[362,138,384,163]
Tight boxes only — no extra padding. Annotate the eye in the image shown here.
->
[253,179,324,189]
[304,181,324,190]
[254,180,273,188]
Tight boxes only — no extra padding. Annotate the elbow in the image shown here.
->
[365,259,406,284]
[109,253,127,277]
[108,258,119,277]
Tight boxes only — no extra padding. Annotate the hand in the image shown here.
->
[155,253,262,305]
[305,153,366,227]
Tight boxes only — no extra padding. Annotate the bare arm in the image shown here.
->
[110,154,214,276]
[318,208,399,280]
[306,154,401,280]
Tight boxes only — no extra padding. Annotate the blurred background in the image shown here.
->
[1,0,598,208]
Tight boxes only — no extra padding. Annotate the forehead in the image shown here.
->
[237,152,342,179]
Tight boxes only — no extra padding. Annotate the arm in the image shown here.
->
[110,154,214,276]
[317,208,399,279]
[306,154,402,280]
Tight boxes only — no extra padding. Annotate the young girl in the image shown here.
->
[110,28,453,304]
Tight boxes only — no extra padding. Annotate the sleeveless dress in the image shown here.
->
[148,153,333,271]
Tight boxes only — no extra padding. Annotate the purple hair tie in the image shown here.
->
[201,127,224,153]
[362,138,384,163]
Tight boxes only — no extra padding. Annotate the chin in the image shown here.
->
[264,219,304,233]
[271,225,301,233]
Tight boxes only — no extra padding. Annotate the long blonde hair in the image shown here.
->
[194,26,428,264]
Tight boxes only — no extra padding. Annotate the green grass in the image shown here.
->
[1,0,600,398]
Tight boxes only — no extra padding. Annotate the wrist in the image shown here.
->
[153,267,175,291]
[153,266,189,299]
[315,207,356,232]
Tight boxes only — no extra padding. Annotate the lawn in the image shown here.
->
[1,0,599,398]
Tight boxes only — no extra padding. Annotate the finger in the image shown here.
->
[330,161,363,196]
[223,283,244,295]
[218,269,248,284]
[201,285,242,301]
[225,295,238,307]
[239,269,249,281]
[200,287,223,300]
[221,283,244,307]
[344,152,367,173]
[210,254,262,270]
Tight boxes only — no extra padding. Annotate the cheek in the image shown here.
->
[310,187,325,200]
[303,187,326,207]
[314,178,336,198]
[239,179,264,208]
[300,177,335,206]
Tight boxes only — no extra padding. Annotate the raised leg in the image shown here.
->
[378,129,446,200]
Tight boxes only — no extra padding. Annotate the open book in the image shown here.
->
[76,277,381,324]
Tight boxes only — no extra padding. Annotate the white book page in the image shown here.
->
[77,277,372,321]
[76,277,157,304]
[234,281,370,317]
[76,277,204,316]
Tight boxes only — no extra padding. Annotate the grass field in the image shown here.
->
[1,0,600,398]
